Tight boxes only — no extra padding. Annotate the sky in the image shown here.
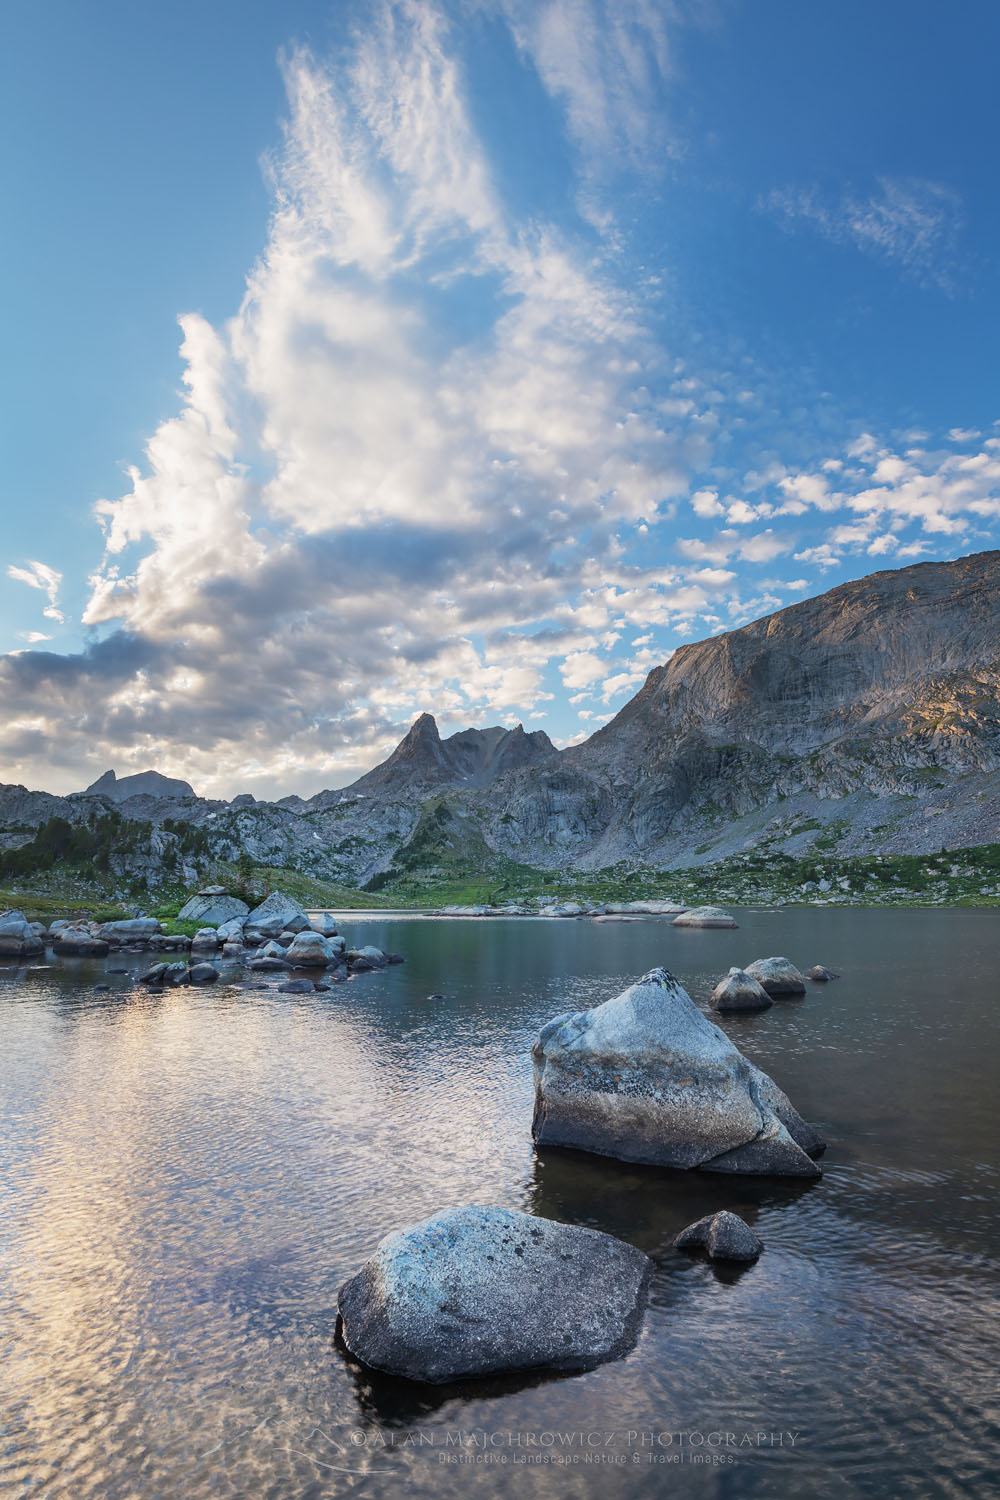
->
[2,0,999,799]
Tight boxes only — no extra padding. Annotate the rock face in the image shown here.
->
[709,967,773,1012]
[338,1205,651,1384]
[177,891,250,925]
[246,892,311,938]
[745,957,807,996]
[531,968,823,1176]
[674,1210,762,1263]
[671,906,738,929]
[81,768,196,802]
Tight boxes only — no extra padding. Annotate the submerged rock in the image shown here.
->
[674,1210,762,1263]
[531,968,823,1176]
[807,965,840,982]
[278,978,315,994]
[671,906,738,929]
[188,962,220,985]
[338,1205,651,1384]
[745,957,807,996]
[709,967,773,1012]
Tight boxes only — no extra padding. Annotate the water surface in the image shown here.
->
[1,908,997,1497]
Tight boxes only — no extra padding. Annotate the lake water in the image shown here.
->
[1,908,998,1499]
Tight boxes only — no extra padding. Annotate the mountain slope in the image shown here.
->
[483,550,1000,866]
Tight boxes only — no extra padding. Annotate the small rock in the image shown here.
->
[673,1210,762,1263]
[139,963,169,985]
[247,957,289,972]
[338,1205,652,1384]
[278,978,315,994]
[385,953,405,965]
[806,965,840,982]
[93,983,112,993]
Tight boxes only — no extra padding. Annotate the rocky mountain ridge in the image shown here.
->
[2,550,999,889]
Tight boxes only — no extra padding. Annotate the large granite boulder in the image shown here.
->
[745,957,807,996]
[246,892,311,938]
[176,891,250,926]
[710,967,773,1012]
[0,911,44,958]
[338,1205,651,1384]
[190,927,220,953]
[674,1210,762,1263]
[671,906,738,928]
[531,968,823,1176]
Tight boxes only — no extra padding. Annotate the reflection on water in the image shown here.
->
[1,909,998,1497]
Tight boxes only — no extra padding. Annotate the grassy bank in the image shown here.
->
[5,842,1000,922]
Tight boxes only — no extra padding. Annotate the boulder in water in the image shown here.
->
[0,912,44,958]
[806,965,840,982]
[674,1210,762,1263]
[338,1205,651,1384]
[531,968,823,1176]
[745,957,807,996]
[671,906,738,929]
[285,931,337,968]
[709,967,773,1013]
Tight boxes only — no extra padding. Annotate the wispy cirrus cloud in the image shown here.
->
[7,560,65,624]
[760,175,965,292]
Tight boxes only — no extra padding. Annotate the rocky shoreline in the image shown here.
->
[0,885,402,986]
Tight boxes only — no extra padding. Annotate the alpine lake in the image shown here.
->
[1,906,997,1499]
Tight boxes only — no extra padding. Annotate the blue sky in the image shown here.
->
[2,0,999,797]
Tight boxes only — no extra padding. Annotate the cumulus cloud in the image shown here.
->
[761,175,965,292]
[0,2,727,796]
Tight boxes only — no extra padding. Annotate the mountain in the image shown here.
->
[481,550,1000,867]
[80,768,197,802]
[305,714,557,808]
